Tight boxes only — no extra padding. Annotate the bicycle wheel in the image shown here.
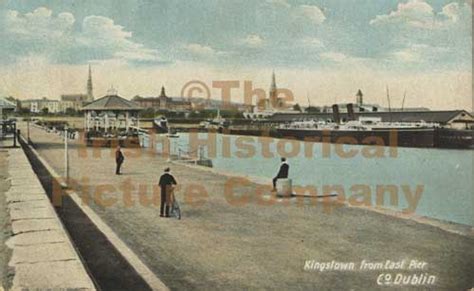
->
[173,200,181,220]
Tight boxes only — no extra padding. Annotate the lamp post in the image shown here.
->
[27,120,30,144]
[64,126,69,183]
[167,136,171,162]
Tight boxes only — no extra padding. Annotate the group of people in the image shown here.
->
[114,146,290,217]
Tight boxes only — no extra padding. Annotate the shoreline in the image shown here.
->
[172,159,474,237]
[16,123,474,290]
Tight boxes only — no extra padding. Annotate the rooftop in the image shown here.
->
[0,97,16,110]
[81,94,143,111]
[61,94,88,102]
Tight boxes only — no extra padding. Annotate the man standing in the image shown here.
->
[159,167,177,217]
[115,146,124,175]
[272,157,289,191]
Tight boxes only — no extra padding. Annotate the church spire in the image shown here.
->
[159,85,167,98]
[356,89,363,106]
[87,64,94,101]
[269,70,278,108]
[270,70,277,92]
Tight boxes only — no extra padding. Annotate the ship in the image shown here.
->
[274,117,439,148]
[271,107,473,149]
[153,116,179,138]
[199,109,230,133]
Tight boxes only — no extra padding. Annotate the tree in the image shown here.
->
[18,108,31,115]
[41,107,49,115]
[65,108,77,116]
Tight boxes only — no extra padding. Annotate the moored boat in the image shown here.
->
[271,115,474,149]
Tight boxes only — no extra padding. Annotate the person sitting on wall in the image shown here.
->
[272,157,289,191]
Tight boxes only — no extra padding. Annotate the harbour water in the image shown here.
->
[150,133,473,226]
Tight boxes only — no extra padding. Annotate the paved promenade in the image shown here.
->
[0,149,11,289]
[20,124,474,290]
[0,144,95,290]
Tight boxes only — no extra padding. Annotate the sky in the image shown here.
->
[0,0,472,110]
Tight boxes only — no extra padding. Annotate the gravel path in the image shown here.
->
[21,124,474,290]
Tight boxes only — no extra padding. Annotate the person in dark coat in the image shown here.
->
[272,157,289,191]
[159,167,177,217]
[115,146,124,175]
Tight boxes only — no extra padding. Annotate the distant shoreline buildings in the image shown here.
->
[18,65,95,114]
[3,68,468,119]
[132,86,193,112]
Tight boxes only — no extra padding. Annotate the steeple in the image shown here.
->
[270,70,277,93]
[269,70,277,108]
[87,64,94,101]
[159,86,167,98]
[356,89,363,106]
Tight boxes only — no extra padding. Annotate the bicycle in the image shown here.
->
[168,186,181,220]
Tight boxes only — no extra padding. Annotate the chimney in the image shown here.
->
[332,104,340,124]
[347,103,355,120]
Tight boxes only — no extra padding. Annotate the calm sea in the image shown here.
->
[148,133,473,226]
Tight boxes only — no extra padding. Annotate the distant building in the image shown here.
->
[0,97,16,119]
[245,72,297,119]
[59,64,94,112]
[20,97,59,113]
[256,71,293,111]
[319,90,430,114]
[132,86,193,112]
[60,94,89,111]
[43,98,59,113]
[131,95,159,109]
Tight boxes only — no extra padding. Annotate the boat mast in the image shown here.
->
[401,90,407,112]
[386,85,392,123]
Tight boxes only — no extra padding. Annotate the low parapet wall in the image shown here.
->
[17,130,168,290]
[4,147,96,290]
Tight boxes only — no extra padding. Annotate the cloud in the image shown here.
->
[390,43,449,63]
[319,51,373,67]
[78,15,161,62]
[294,5,326,24]
[370,0,469,29]
[320,52,348,62]
[391,45,427,63]
[266,0,326,24]
[0,7,161,64]
[2,7,74,41]
[301,37,324,48]
[242,34,264,48]
[439,2,464,23]
[265,0,291,8]
[184,43,219,56]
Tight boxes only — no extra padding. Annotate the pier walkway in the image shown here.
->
[0,143,95,290]
[16,123,474,290]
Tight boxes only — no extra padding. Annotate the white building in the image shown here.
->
[20,98,60,113]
